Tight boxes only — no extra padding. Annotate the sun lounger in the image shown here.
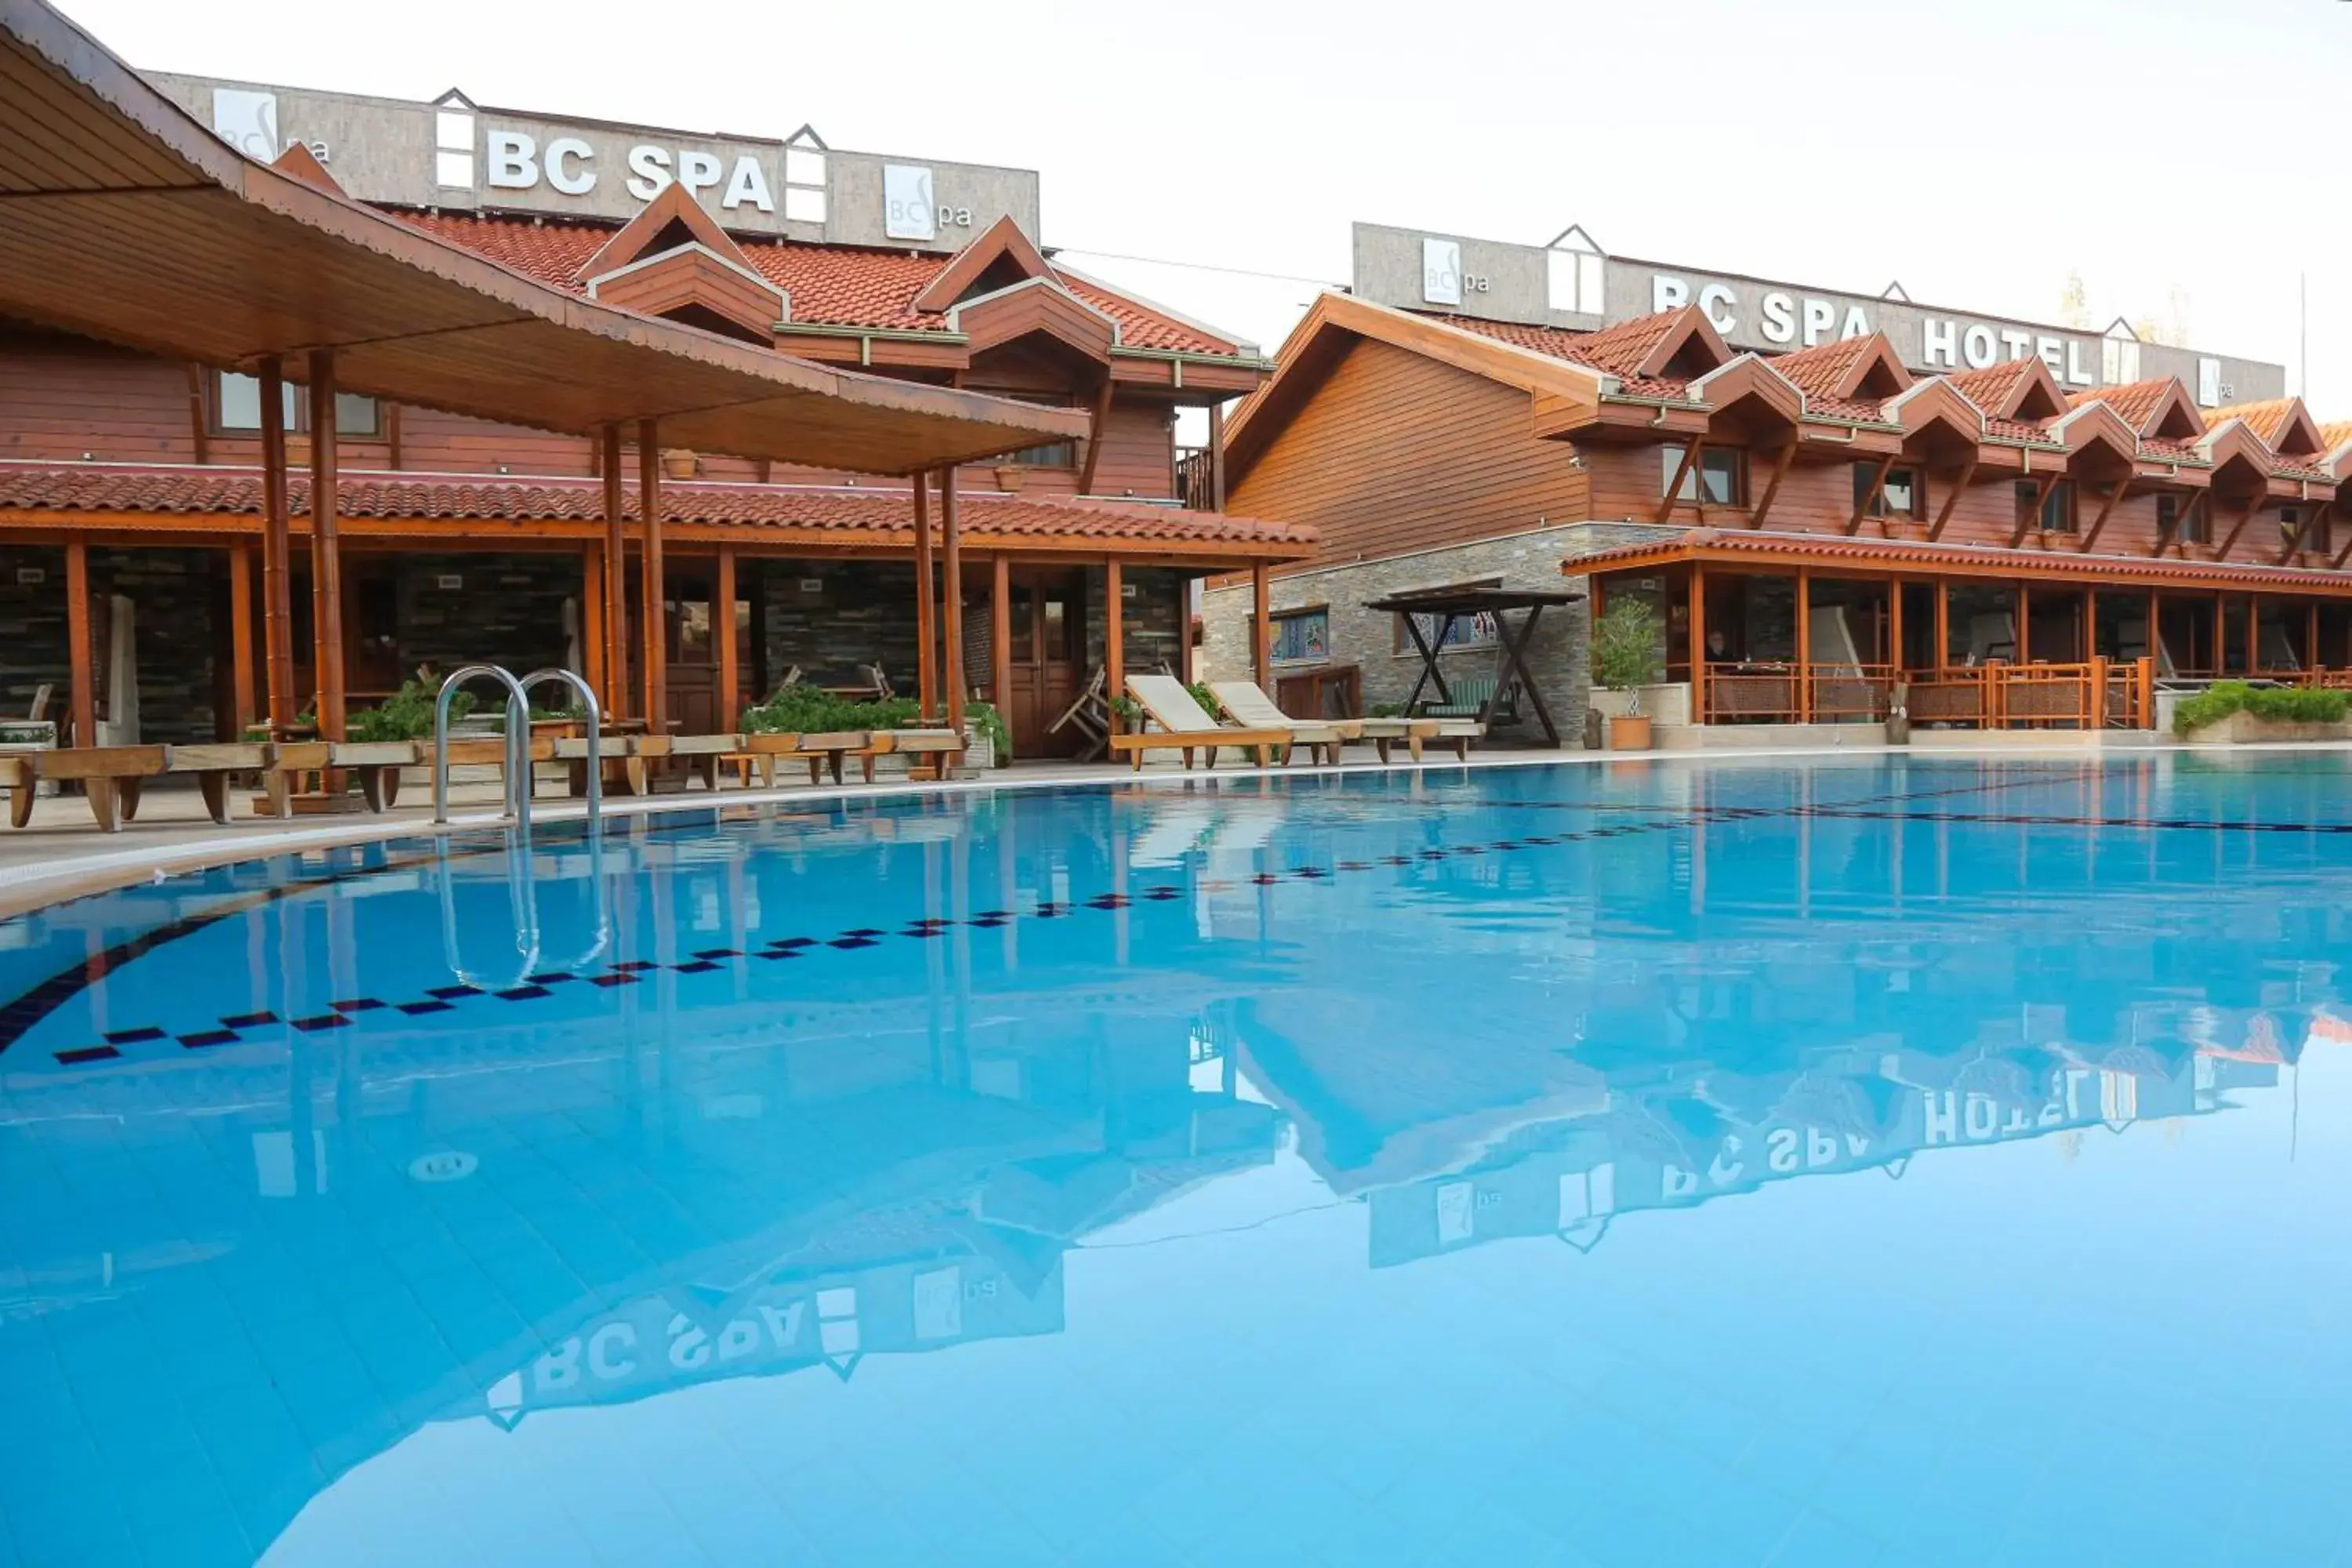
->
[1205,681,1361,765]
[1109,674,1293,771]
[1356,716,1481,761]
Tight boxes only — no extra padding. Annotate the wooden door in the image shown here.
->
[664,564,718,735]
[1005,569,1087,757]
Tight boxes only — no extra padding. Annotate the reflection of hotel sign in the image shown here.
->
[1646,270,2100,385]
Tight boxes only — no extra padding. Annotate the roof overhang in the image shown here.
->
[1687,354,1802,439]
[0,0,1087,474]
[1559,528,2352,596]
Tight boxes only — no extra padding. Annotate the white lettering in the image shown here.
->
[1662,1164,1699,1199]
[2000,328,2034,361]
[545,136,595,195]
[2065,339,2093,386]
[1922,318,1958,368]
[717,1319,760,1362]
[1697,282,1737,334]
[1841,305,1870,340]
[1708,1145,1745,1185]
[2035,336,2064,374]
[1767,1127,1799,1174]
[587,1323,636,1379]
[722,154,774,212]
[1962,325,1996,369]
[625,143,671,201]
[941,205,975,228]
[1964,1093,1998,1141]
[759,1302,805,1347]
[1924,1091,1958,1146]
[1801,298,1835,347]
[486,129,537,190]
[666,1312,710,1370]
[1760,291,1796,345]
[677,150,723,195]
[2065,1069,2089,1120]
[1808,1127,1839,1167]
[1653,275,1690,313]
[534,1338,581,1392]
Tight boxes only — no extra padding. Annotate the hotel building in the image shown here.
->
[1202,223,2350,736]
[0,72,1307,758]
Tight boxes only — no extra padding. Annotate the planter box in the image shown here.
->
[2183,711,2352,745]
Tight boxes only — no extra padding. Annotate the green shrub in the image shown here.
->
[740,683,1011,764]
[1187,681,1222,717]
[348,679,472,742]
[2172,681,2351,735]
[1590,600,1664,696]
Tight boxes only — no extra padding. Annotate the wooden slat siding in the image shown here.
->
[1229,337,1587,570]
[392,405,597,476]
[0,332,194,463]
[1088,402,1176,499]
[1592,442,2211,559]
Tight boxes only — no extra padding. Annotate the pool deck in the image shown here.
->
[2,737,2346,919]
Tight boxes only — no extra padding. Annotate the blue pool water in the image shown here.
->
[2,754,2351,1567]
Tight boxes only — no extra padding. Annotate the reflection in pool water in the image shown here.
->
[2,756,2350,1566]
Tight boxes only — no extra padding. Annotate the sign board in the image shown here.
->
[151,72,1043,251]
[1353,222,2285,405]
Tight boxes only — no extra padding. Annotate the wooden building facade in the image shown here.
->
[1204,271,2352,735]
[0,78,1305,760]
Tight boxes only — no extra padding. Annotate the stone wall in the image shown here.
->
[1200,522,1683,725]
[394,554,579,680]
[761,562,923,695]
[0,546,220,743]
[1084,567,1185,677]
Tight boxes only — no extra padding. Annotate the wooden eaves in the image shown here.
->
[0,0,1090,476]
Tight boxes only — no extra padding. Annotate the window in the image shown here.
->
[1661,445,1744,506]
[1269,607,1328,664]
[213,372,381,437]
[434,96,474,190]
[1853,463,1919,520]
[1545,226,1606,315]
[2156,494,2177,536]
[2303,507,2332,554]
[2017,479,2075,534]
[2173,494,2209,545]
[975,390,1076,467]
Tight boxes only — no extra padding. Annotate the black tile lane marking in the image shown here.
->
[25,765,2317,1068]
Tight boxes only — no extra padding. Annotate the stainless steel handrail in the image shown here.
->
[433,664,535,840]
[517,667,601,840]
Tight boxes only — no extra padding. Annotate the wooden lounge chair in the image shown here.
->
[735,731,877,786]
[1205,681,1360,766]
[1109,674,1292,771]
[1,744,163,831]
[881,728,964,780]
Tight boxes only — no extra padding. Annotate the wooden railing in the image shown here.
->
[1174,445,1215,510]
[1700,658,2159,730]
[1700,663,1896,724]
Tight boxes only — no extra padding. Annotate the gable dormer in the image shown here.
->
[270,141,344,197]
[572,181,786,343]
[2142,380,2206,441]
[913,216,1057,315]
[1951,355,2069,425]
[2009,361,2068,421]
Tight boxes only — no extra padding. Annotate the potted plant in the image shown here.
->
[662,448,699,481]
[1590,598,1663,751]
[995,464,1026,493]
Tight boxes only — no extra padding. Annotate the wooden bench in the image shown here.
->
[881,728,964,781]
[2,745,165,831]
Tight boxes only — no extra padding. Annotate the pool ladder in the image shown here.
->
[430,665,610,987]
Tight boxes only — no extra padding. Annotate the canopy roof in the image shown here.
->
[0,0,1091,475]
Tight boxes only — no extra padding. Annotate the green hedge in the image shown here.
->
[2172,681,2351,736]
[740,683,1009,762]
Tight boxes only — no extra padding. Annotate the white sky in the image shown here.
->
[56,0,2352,411]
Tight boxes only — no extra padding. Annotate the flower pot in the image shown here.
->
[1608,714,1653,751]
[995,465,1025,493]
[662,449,699,481]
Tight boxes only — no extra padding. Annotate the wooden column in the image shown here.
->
[715,546,738,728]
[1688,563,1707,724]
[306,350,347,741]
[941,467,966,743]
[1934,579,1949,673]
[229,542,256,735]
[601,425,629,719]
[991,553,1013,717]
[2147,590,2160,672]
[637,419,666,729]
[1105,558,1124,729]
[2245,594,2259,674]
[1888,576,1905,675]
[1208,403,1228,510]
[2084,587,2097,662]
[582,544,606,702]
[2308,601,2321,673]
[1251,562,1272,691]
[259,355,296,733]
[1795,568,1812,722]
[65,538,94,748]
[912,472,938,720]
[2017,581,2031,662]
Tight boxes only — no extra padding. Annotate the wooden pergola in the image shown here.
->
[0,0,1087,744]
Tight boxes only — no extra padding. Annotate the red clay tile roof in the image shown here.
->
[1763,339,1893,422]
[2067,377,2177,433]
[1560,527,2352,590]
[1424,311,1693,400]
[2207,397,2299,448]
[0,463,1308,550]
[1946,360,2037,416]
[394,211,1241,355]
[2138,436,2209,465]
[2321,419,2352,452]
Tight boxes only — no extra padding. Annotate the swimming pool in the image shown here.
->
[2,753,2349,1566]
